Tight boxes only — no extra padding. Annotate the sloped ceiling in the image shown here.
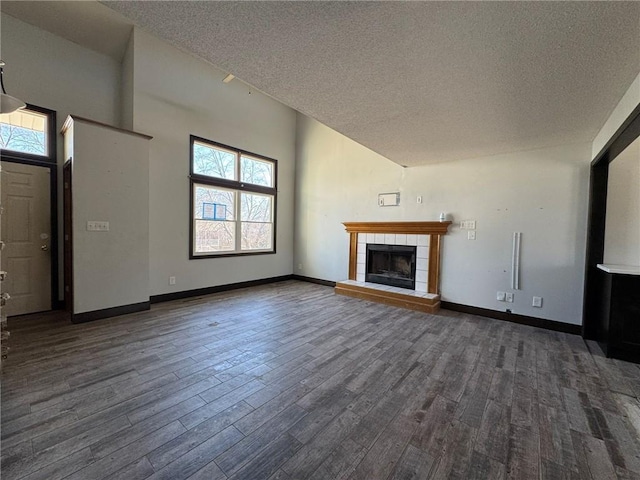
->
[1,1,133,60]
[6,1,640,166]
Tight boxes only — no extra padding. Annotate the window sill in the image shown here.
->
[190,250,276,260]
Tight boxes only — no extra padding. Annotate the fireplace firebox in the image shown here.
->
[365,244,416,290]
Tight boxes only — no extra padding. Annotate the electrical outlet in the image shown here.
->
[298,263,302,270]
[505,292,514,303]
[497,291,506,301]
[169,276,176,285]
[468,231,476,240]
[532,296,543,308]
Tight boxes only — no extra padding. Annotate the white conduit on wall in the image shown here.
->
[511,232,522,290]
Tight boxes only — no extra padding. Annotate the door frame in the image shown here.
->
[0,104,60,311]
[63,160,72,313]
[582,103,640,340]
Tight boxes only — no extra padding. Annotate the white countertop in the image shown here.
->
[597,264,640,276]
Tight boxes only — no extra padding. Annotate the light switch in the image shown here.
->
[87,221,109,231]
[467,231,476,240]
[460,220,476,230]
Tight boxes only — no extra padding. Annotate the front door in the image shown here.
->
[1,161,51,316]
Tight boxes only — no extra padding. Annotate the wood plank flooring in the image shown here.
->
[2,280,640,479]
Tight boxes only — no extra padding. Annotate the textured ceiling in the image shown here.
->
[7,2,640,167]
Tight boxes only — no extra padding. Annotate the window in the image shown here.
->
[190,136,277,258]
[0,106,55,163]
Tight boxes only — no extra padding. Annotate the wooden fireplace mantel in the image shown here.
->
[343,221,452,235]
[343,221,451,295]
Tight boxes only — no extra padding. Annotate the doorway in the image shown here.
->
[1,161,51,316]
[583,104,640,340]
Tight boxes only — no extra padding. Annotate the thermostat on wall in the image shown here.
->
[378,192,400,207]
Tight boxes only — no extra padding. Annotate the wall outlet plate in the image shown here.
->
[468,231,476,240]
[497,291,506,301]
[169,276,176,285]
[505,292,514,303]
[532,296,543,307]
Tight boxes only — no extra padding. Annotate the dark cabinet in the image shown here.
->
[598,267,640,363]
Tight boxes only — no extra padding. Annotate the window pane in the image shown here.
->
[241,192,272,223]
[241,222,273,251]
[194,184,235,221]
[195,220,235,253]
[0,109,48,156]
[241,156,273,187]
[193,141,236,180]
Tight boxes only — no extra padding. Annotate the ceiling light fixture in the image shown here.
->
[0,61,26,114]
[222,73,235,84]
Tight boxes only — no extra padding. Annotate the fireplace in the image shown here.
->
[365,244,416,290]
[336,222,451,313]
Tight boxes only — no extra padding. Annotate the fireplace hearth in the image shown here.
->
[366,244,416,290]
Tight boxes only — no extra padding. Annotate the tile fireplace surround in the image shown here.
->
[335,221,452,313]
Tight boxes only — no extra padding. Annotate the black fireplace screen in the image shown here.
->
[365,244,417,290]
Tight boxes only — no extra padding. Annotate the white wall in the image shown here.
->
[592,72,640,159]
[295,115,591,325]
[130,29,296,296]
[121,31,134,131]
[68,118,150,314]
[1,13,123,300]
[0,13,122,136]
[604,137,640,266]
[593,72,640,267]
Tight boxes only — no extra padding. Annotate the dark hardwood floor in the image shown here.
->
[2,280,640,480]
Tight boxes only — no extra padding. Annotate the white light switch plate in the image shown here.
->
[460,220,477,230]
[87,221,109,231]
[467,231,476,240]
